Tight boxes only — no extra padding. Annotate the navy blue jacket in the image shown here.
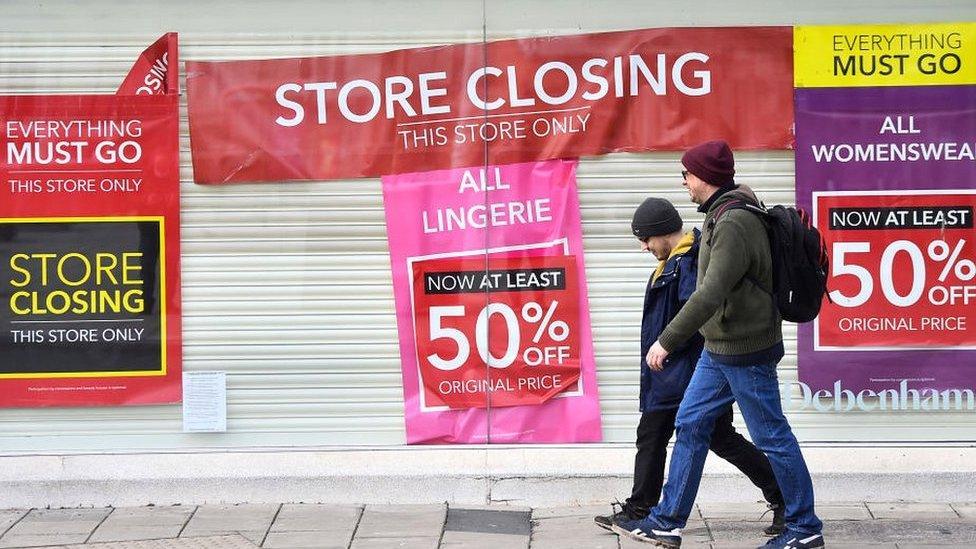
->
[639,229,705,412]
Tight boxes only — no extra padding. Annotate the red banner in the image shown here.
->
[186,26,793,184]
[118,33,179,96]
[0,35,181,407]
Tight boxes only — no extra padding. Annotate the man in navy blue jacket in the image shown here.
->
[594,197,784,535]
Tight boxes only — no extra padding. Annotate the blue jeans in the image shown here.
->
[649,351,823,535]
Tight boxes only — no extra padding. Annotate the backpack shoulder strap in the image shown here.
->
[710,199,745,223]
[706,199,767,245]
[707,199,774,296]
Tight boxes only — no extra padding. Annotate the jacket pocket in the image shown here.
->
[650,350,696,406]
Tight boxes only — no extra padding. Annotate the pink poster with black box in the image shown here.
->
[382,159,601,444]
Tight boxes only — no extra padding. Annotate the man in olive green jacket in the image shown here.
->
[612,141,824,549]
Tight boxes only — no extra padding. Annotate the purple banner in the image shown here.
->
[796,85,976,393]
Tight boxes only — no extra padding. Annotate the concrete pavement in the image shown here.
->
[0,501,974,548]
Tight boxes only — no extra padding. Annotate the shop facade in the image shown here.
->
[1,0,975,507]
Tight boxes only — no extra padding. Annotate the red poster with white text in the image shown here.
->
[0,34,181,407]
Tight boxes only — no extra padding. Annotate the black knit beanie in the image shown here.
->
[631,197,682,239]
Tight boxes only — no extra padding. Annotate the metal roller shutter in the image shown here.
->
[2,2,975,455]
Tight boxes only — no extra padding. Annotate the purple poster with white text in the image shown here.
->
[796,85,976,394]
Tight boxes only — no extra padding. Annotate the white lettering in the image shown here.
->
[275,83,305,127]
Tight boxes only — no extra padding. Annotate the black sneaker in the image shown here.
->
[762,503,786,536]
[594,500,644,532]
[611,515,682,547]
[759,530,824,548]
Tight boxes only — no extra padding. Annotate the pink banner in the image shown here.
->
[382,159,601,444]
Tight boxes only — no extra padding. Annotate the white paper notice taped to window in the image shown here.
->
[182,371,227,432]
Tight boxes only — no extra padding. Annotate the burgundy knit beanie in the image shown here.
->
[681,140,735,187]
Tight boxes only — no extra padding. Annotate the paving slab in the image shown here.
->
[532,530,616,543]
[0,510,27,535]
[92,526,193,544]
[812,543,896,549]
[708,519,954,545]
[821,519,976,544]
[349,537,439,549]
[262,530,348,549]
[706,520,794,543]
[61,534,258,547]
[441,530,529,548]
[97,506,195,527]
[269,503,361,533]
[531,537,619,549]
[697,501,769,521]
[180,504,279,545]
[0,533,93,548]
[182,504,279,531]
[711,543,897,549]
[89,506,196,543]
[1,502,974,548]
[704,501,871,522]
[866,502,960,521]
[355,504,446,539]
[5,508,112,536]
[682,521,714,544]
[809,546,897,549]
[531,517,620,547]
[814,503,873,521]
[531,505,609,520]
[445,508,530,536]
[532,513,601,531]
[951,502,976,520]
[448,504,531,513]
[895,545,967,548]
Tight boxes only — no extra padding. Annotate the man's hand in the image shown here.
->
[645,341,669,371]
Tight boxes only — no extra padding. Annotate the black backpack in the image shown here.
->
[711,200,830,323]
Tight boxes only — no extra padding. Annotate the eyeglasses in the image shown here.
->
[681,170,689,181]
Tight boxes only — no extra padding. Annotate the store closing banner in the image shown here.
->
[186,26,794,183]
[794,23,976,393]
[383,160,601,444]
[0,33,182,407]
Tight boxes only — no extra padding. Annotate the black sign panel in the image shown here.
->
[0,219,163,375]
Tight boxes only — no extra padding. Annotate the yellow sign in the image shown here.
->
[795,23,976,87]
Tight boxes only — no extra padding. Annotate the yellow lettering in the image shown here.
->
[57,252,91,287]
[34,253,56,286]
[96,253,119,285]
[9,253,31,287]
[121,252,143,285]
[10,291,30,314]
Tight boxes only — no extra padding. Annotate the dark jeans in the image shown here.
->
[625,404,783,516]
[648,351,822,535]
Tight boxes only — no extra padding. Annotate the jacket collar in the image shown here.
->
[697,183,738,214]
[652,229,700,283]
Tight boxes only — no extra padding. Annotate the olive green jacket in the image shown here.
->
[658,185,783,357]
